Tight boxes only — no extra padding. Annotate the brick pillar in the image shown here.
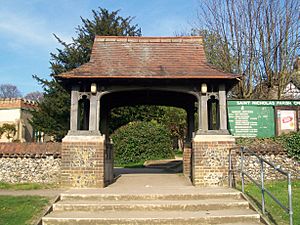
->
[61,132,105,188]
[183,147,192,178]
[192,135,235,186]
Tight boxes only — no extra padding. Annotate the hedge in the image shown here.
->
[111,121,174,165]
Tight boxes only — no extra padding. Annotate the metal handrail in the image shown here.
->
[229,146,293,225]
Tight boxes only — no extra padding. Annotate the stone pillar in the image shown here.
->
[197,95,202,131]
[201,95,208,131]
[89,93,100,131]
[219,84,227,130]
[192,135,235,186]
[61,132,105,188]
[70,86,79,131]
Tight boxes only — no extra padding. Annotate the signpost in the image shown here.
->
[227,100,300,137]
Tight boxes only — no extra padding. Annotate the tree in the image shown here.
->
[24,91,43,101]
[158,107,186,151]
[0,84,22,98]
[192,29,235,73]
[196,0,300,99]
[112,121,174,165]
[110,105,165,133]
[31,8,141,141]
[110,105,187,151]
[0,126,4,138]
[1,123,16,141]
[30,79,70,141]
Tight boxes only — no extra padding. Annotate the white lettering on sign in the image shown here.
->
[229,100,300,106]
[237,101,251,105]
[251,101,275,106]
[276,101,292,106]
[293,101,300,106]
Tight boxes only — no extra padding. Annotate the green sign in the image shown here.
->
[228,104,275,137]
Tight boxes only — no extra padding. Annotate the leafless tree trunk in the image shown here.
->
[0,84,22,98]
[196,0,300,99]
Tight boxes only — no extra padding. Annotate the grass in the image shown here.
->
[174,149,183,157]
[237,179,299,225]
[0,182,58,190]
[114,162,145,168]
[0,196,49,225]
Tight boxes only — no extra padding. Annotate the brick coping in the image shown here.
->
[62,134,105,142]
[193,134,235,142]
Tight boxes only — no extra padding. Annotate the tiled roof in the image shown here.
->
[56,36,239,79]
[0,98,37,110]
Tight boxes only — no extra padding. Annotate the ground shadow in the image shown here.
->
[114,159,183,179]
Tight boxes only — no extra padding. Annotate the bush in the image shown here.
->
[0,123,16,140]
[277,132,300,160]
[111,121,174,165]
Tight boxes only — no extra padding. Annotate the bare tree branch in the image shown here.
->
[196,0,300,99]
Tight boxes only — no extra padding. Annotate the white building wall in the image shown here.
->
[0,109,21,123]
[282,82,300,99]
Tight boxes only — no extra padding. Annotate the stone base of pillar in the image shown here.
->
[183,147,192,179]
[61,132,105,188]
[192,134,235,187]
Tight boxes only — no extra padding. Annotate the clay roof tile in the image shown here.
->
[56,36,239,80]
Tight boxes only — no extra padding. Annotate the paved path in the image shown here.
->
[0,168,237,197]
[0,165,230,197]
[64,168,238,196]
[0,189,66,197]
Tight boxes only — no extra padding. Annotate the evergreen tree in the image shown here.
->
[31,8,141,141]
[110,106,166,133]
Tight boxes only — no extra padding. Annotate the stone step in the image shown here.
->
[60,192,242,201]
[221,223,262,225]
[53,198,250,211]
[42,209,261,225]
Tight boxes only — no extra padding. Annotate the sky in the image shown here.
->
[0,0,199,96]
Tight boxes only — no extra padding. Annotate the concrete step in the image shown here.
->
[60,192,242,201]
[43,187,263,225]
[53,198,250,211]
[42,209,261,225]
[221,223,262,225]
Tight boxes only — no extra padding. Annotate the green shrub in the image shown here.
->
[111,121,174,165]
[277,132,300,160]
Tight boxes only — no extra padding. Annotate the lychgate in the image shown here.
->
[55,36,239,188]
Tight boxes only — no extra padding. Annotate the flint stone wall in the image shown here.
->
[0,141,298,185]
[231,149,300,181]
[0,143,61,184]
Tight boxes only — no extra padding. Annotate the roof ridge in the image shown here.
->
[94,36,203,43]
